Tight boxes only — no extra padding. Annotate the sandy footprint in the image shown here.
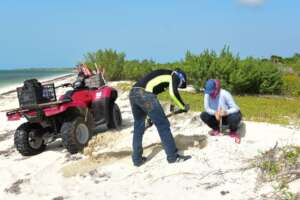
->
[62,134,207,177]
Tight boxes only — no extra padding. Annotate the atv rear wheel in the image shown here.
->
[61,116,93,154]
[14,122,46,156]
[108,103,122,129]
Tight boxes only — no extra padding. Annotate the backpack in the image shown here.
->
[17,79,45,107]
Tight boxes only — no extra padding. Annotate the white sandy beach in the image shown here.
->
[0,75,299,200]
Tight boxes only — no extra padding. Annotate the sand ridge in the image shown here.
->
[0,76,299,200]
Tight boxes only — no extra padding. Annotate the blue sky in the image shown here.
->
[0,0,299,68]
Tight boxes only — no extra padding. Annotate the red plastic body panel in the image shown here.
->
[6,86,117,120]
[91,86,113,100]
[8,112,21,121]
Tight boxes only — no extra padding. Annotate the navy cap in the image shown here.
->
[204,79,216,94]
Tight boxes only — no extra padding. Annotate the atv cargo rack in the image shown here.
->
[84,75,106,89]
[17,80,57,108]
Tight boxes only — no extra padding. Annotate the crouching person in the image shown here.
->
[200,79,242,143]
[129,69,191,167]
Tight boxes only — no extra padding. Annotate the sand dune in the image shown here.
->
[0,76,299,200]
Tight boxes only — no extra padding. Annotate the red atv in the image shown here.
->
[6,68,122,156]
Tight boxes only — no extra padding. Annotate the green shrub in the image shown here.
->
[183,49,216,89]
[258,61,283,94]
[182,47,283,95]
[84,49,125,81]
[283,75,300,96]
[123,60,154,80]
[230,58,261,94]
[81,47,287,95]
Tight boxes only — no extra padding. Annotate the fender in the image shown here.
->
[43,101,88,117]
[90,86,118,125]
[91,86,114,101]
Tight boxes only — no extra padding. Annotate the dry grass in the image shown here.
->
[252,144,300,199]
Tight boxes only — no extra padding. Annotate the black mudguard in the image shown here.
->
[91,97,113,126]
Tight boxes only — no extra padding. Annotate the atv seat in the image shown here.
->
[63,88,90,101]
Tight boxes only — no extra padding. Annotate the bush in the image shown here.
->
[229,58,261,94]
[258,62,283,94]
[283,75,300,96]
[81,47,285,95]
[123,60,155,80]
[182,47,283,95]
[84,49,125,81]
[183,49,216,90]
[252,145,300,199]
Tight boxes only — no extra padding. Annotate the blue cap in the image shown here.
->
[204,79,216,94]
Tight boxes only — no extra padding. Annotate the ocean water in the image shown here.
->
[0,68,73,90]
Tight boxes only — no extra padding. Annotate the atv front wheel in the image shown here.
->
[108,103,122,129]
[14,122,46,156]
[61,116,92,154]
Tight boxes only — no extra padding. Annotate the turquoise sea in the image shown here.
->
[0,68,73,89]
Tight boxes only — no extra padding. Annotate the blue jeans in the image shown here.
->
[129,88,178,164]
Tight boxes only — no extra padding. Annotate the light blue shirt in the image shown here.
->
[204,89,240,115]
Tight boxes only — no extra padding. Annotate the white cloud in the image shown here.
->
[238,0,267,7]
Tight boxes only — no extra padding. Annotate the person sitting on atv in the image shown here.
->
[129,68,191,166]
[72,63,106,89]
[73,64,93,89]
[200,79,242,143]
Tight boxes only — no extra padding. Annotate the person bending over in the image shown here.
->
[129,69,191,166]
[200,79,242,143]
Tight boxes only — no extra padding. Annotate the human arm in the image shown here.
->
[169,74,185,110]
[222,91,239,115]
[204,94,217,116]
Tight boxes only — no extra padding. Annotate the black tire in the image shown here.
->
[61,116,93,154]
[14,122,46,156]
[108,103,122,129]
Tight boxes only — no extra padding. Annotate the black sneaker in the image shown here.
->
[133,157,147,167]
[168,154,191,163]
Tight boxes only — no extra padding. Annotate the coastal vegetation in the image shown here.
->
[252,145,300,200]
[82,47,300,96]
[82,48,300,125]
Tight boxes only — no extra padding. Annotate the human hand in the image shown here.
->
[220,110,227,116]
[218,108,227,117]
[215,111,221,121]
[62,83,72,87]
[183,104,190,113]
[215,108,225,120]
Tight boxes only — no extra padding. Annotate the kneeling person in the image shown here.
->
[200,79,242,142]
